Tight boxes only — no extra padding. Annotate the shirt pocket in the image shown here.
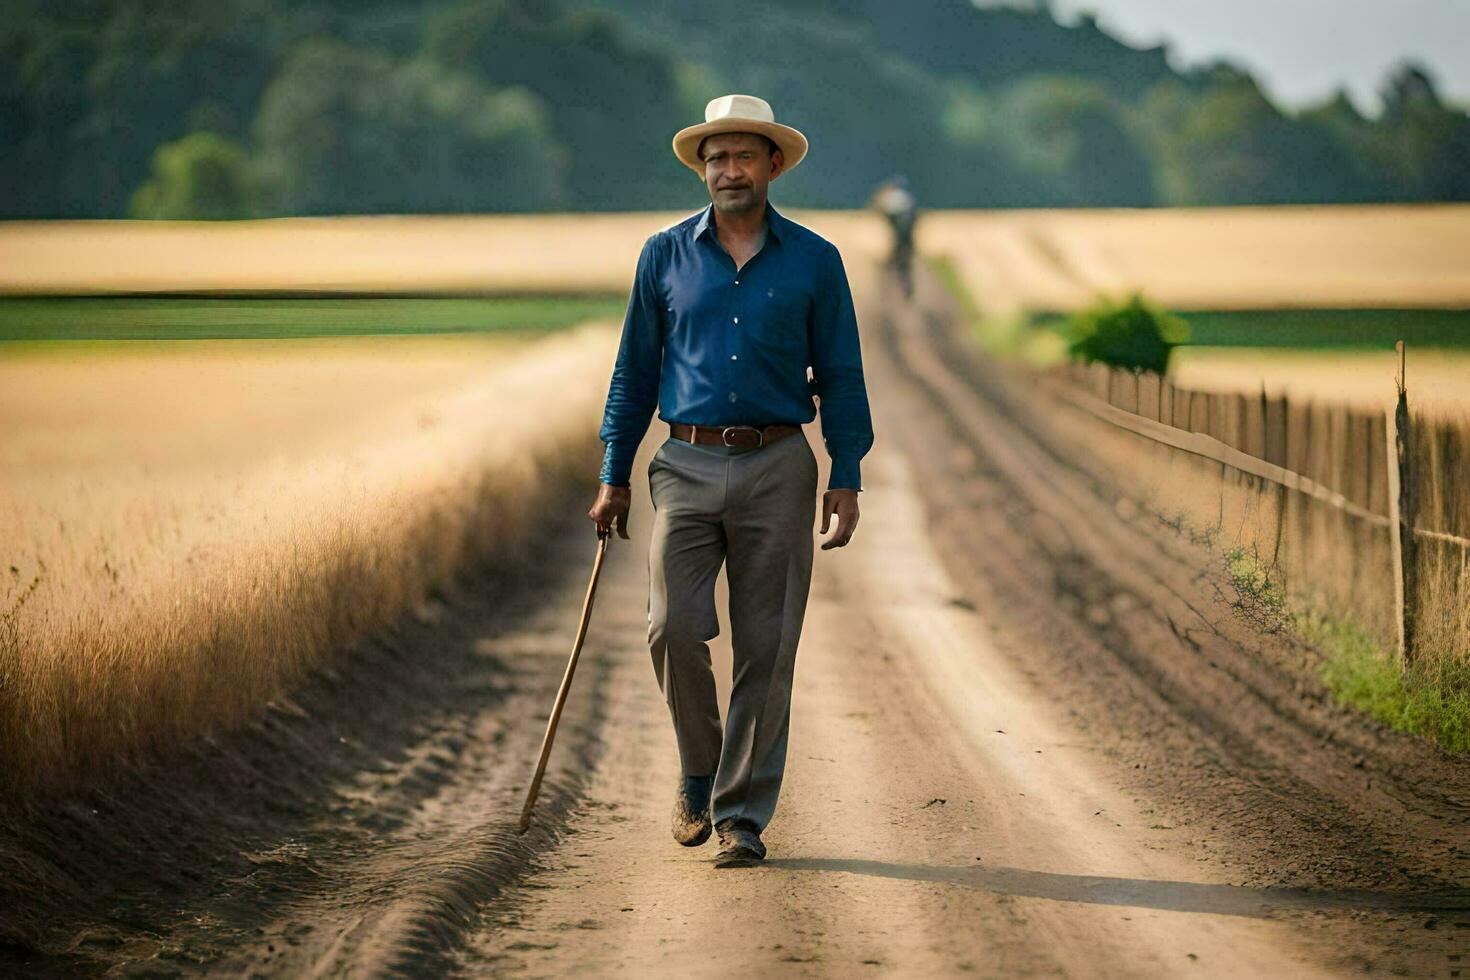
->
[750,285,809,355]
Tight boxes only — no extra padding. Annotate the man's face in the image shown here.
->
[701,132,784,214]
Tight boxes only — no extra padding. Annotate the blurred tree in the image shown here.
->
[1138,65,1365,205]
[861,0,1175,101]
[129,131,260,219]
[1370,62,1470,201]
[0,1,289,218]
[2,0,1467,216]
[0,18,102,217]
[603,0,1177,103]
[251,39,566,215]
[1297,88,1391,203]
[938,80,1048,206]
[998,75,1157,206]
[423,0,695,210]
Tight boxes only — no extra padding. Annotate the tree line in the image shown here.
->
[2,0,1466,219]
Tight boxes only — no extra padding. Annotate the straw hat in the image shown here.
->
[672,94,808,177]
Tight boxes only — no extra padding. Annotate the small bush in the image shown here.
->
[1223,545,1290,633]
[1065,292,1189,374]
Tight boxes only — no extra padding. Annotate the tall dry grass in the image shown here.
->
[0,325,618,795]
[1411,407,1470,683]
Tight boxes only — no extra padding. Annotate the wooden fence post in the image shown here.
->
[1386,403,1406,663]
[1269,392,1288,566]
[1393,340,1418,668]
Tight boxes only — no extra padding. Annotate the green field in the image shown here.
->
[1023,307,1470,351]
[1173,308,1470,349]
[0,295,627,342]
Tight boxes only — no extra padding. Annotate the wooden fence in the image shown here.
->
[1042,353,1469,672]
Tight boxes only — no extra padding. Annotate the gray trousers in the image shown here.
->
[645,428,818,833]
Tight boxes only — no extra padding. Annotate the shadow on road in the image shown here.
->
[764,858,1470,918]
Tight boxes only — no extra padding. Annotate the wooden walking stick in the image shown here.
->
[518,524,612,834]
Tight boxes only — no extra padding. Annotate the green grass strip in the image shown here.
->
[0,295,627,342]
[1300,611,1470,754]
[1133,308,1470,350]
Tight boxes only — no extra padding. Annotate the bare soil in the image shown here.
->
[2,261,1466,978]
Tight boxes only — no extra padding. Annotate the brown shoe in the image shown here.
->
[671,775,714,847]
[713,818,766,868]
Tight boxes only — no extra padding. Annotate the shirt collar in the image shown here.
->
[694,200,785,245]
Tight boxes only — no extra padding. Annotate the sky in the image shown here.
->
[983,0,1470,114]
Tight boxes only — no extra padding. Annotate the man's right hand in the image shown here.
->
[588,482,632,539]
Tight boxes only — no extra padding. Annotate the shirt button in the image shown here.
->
[734,280,740,285]
[728,392,738,403]
[731,354,738,361]
[733,316,739,324]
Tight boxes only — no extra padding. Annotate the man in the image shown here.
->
[870,173,918,297]
[587,94,874,868]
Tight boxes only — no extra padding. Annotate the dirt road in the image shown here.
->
[3,260,1465,978]
[450,266,1467,977]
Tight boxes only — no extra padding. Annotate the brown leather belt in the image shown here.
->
[668,421,801,448]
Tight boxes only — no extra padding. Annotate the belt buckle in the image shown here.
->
[721,425,762,447]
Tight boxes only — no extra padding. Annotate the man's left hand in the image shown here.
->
[819,489,860,550]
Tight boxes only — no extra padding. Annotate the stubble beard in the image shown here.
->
[712,186,761,214]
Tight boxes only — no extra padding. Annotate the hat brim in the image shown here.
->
[672,119,808,178]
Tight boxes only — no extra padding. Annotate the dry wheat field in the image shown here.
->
[0,210,888,297]
[917,202,1470,317]
[0,326,617,791]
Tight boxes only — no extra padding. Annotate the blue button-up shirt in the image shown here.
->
[598,201,874,492]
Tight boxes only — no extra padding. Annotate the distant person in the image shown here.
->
[870,174,918,297]
[587,94,874,868]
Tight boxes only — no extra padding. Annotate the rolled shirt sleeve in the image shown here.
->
[810,243,874,492]
[597,234,664,487]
